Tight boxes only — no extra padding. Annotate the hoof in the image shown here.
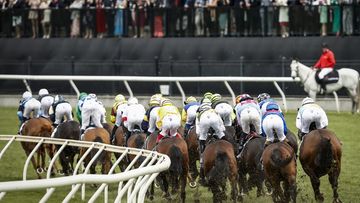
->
[265,189,273,196]
[154,182,160,188]
[148,195,154,201]
[36,167,44,174]
[58,169,65,175]
[189,181,197,188]
[316,193,324,202]
[333,198,342,203]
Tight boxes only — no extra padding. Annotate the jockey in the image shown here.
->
[51,95,73,128]
[144,94,162,137]
[122,97,146,145]
[110,96,128,144]
[234,94,262,151]
[200,92,213,104]
[155,98,181,143]
[80,93,103,135]
[196,101,226,185]
[210,93,234,126]
[313,42,336,94]
[17,91,41,127]
[296,97,328,140]
[181,96,200,137]
[76,92,88,123]
[110,94,126,124]
[262,102,288,148]
[38,88,54,118]
[257,93,282,116]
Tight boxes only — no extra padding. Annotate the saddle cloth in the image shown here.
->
[315,69,339,84]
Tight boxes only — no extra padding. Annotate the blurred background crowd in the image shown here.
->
[0,0,359,38]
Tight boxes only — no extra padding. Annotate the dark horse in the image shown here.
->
[20,117,55,179]
[53,120,80,176]
[262,142,297,203]
[185,126,199,187]
[80,128,111,175]
[299,129,342,203]
[127,131,147,166]
[203,139,238,203]
[155,137,189,203]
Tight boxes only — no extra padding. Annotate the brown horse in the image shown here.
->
[299,129,342,203]
[238,136,266,197]
[102,122,114,136]
[80,128,111,175]
[203,140,238,203]
[155,137,189,203]
[262,142,297,203]
[185,126,199,187]
[286,130,299,157]
[127,131,146,165]
[20,117,55,179]
[53,120,80,175]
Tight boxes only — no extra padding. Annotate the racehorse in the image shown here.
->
[102,122,114,136]
[238,136,265,197]
[262,142,297,203]
[80,128,111,175]
[185,126,199,187]
[127,131,146,165]
[299,129,342,203]
[290,59,360,113]
[203,140,238,203]
[52,120,80,175]
[286,130,299,158]
[20,117,55,179]
[155,137,189,202]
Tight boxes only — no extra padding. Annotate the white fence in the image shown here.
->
[0,135,170,203]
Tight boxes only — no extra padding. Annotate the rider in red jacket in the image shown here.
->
[314,42,336,94]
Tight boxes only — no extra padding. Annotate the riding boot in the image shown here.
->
[52,123,58,129]
[198,140,207,186]
[145,131,151,137]
[321,80,327,95]
[300,132,307,141]
[80,129,85,140]
[110,125,118,144]
[264,140,271,149]
[238,132,247,152]
[125,131,131,147]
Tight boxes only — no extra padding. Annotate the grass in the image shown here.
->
[0,107,360,202]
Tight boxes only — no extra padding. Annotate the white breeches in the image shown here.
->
[214,103,233,126]
[40,96,54,118]
[148,107,160,133]
[124,108,145,132]
[239,107,262,134]
[81,101,103,130]
[159,114,181,137]
[318,68,333,79]
[54,103,73,125]
[196,111,225,141]
[23,99,41,119]
[185,105,199,125]
[299,108,328,133]
[262,115,286,142]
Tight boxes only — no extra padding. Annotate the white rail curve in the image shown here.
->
[0,74,306,112]
[0,135,171,203]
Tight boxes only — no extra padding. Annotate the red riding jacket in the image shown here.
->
[314,49,336,69]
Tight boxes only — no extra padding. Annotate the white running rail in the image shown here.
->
[0,74,305,112]
[0,135,170,203]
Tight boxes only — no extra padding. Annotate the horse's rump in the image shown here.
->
[270,147,294,167]
[314,135,333,173]
[208,152,229,183]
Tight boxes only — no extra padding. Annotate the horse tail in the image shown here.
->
[169,145,183,176]
[270,147,294,167]
[208,152,229,186]
[315,135,333,171]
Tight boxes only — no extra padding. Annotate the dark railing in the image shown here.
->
[0,5,360,38]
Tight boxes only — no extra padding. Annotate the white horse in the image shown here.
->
[290,59,360,113]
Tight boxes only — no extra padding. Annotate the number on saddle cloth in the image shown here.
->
[315,69,339,84]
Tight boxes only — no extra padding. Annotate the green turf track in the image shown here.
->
[0,107,359,202]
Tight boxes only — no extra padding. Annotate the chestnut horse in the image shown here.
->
[80,128,111,175]
[20,117,55,179]
[127,131,147,165]
[52,120,80,175]
[299,129,342,203]
[203,140,238,203]
[185,126,199,187]
[155,137,189,203]
[262,142,297,203]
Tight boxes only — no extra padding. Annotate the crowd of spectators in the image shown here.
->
[0,0,359,38]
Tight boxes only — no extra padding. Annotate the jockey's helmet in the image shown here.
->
[149,97,161,107]
[54,95,64,103]
[257,93,270,103]
[88,93,97,100]
[210,93,222,103]
[302,97,314,106]
[128,97,138,105]
[160,98,172,106]
[79,92,87,101]
[151,93,162,100]
[22,91,32,100]
[239,94,252,103]
[185,96,197,105]
[266,102,280,111]
[203,92,213,99]
[115,94,126,103]
[38,88,49,96]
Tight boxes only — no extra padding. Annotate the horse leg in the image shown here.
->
[25,149,42,179]
[46,144,56,176]
[59,153,69,175]
[238,171,247,196]
[329,168,342,203]
[309,175,324,202]
[158,173,171,200]
[181,172,187,203]
[230,177,238,203]
[255,171,264,197]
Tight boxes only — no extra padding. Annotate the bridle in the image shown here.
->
[293,62,312,84]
